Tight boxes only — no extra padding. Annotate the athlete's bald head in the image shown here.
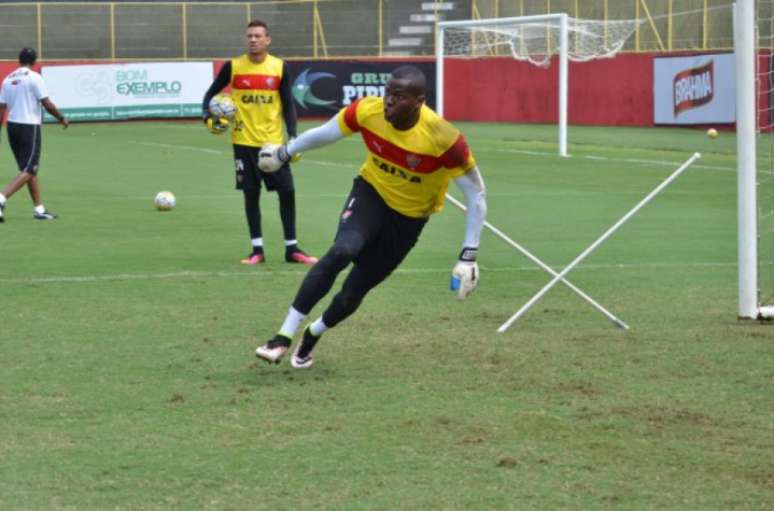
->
[389,65,427,96]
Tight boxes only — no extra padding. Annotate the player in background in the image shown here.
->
[255,65,487,368]
[202,19,317,266]
[0,47,69,223]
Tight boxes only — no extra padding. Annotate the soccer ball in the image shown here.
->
[707,128,718,139]
[154,191,176,211]
[209,94,236,119]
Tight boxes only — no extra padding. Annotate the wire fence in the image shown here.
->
[0,0,738,61]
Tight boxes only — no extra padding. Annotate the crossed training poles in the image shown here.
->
[446,152,702,333]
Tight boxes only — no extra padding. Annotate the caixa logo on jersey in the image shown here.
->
[673,61,714,116]
[115,69,182,97]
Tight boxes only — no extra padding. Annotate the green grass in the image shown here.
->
[1,121,772,510]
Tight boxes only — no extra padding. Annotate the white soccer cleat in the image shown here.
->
[255,335,291,364]
[290,327,320,369]
[290,349,313,369]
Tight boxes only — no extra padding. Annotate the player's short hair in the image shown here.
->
[390,65,427,95]
[247,19,269,34]
[19,47,37,65]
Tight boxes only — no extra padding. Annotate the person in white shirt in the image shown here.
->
[0,47,68,222]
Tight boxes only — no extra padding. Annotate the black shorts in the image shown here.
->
[233,144,294,193]
[336,177,428,280]
[7,121,41,174]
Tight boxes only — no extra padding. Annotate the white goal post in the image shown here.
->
[735,0,774,320]
[435,14,642,158]
[736,0,759,319]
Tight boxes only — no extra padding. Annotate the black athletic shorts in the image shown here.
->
[233,144,294,193]
[7,121,41,174]
[336,176,428,280]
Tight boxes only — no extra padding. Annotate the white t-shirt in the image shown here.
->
[0,66,49,125]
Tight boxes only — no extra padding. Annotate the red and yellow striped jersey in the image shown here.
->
[229,54,285,147]
[337,96,476,218]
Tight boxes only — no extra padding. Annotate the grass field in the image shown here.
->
[1,120,773,510]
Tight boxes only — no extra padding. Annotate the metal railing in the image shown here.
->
[0,0,739,61]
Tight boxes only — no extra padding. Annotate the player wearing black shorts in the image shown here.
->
[0,47,68,223]
[291,176,427,320]
[255,66,488,369]
[202,19,316,266]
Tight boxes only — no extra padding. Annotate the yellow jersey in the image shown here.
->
[337,96,476,218]
[230,54,285,147]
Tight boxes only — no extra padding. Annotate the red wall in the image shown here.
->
[3,55,769,128]
[443,54,654,126]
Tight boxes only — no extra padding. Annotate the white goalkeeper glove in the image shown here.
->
[258,143,290,173]
[450,247,479,300]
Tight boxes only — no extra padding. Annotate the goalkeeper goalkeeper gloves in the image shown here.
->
[450,247,479,300]
[258,143,290,173]
[204,115,229,135]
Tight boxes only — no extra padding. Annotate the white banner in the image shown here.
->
[653,53,736,124]
[41,62,212,122]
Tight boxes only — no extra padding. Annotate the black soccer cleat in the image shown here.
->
[285,246,318,266]
[255,334,291,364]
[291,326,321,369]
[33,209,58,220]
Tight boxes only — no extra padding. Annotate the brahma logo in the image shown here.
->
[673,60,714,116]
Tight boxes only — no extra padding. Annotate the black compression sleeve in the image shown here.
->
[202,61,232,116]
[279,61,298,138]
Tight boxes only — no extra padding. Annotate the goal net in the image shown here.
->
[436,14,642,156]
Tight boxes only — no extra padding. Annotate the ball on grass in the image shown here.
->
[154,191,176,211]
[707,128,718,139]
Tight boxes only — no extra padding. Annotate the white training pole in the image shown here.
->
[734,0,758,319]
[498,152,702,333]
[445,193,629,329]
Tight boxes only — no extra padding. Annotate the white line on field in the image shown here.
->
[129,140,224,155]
[0,261,735,285]
[478,146,735,172]
[129,137,735,174]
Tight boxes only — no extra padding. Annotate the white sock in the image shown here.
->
[284,239,298,247]
[0,194,6,206]
[251,237,263,248]
[278,306,306,339]
[309,317,329,337]
[34,204,45,214]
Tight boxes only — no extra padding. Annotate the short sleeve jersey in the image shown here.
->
[0,67,49,125]
[229,54,285,147]
[337,96,476,218]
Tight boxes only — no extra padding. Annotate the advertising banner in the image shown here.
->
[653,53,735,124]
[285,60,436,118]
[41,62,212,122]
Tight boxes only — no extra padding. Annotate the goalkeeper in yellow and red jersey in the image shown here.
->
[255,65,487,368]
[202,19,317,266]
